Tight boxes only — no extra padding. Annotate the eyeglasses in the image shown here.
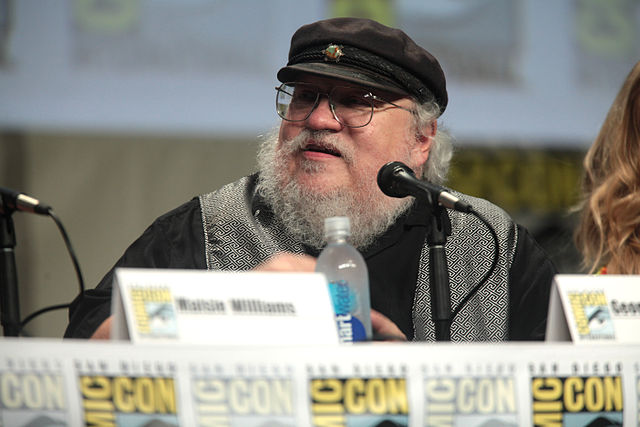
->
[275,82,414,128]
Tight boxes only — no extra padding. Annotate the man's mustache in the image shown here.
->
[281,130,354,163]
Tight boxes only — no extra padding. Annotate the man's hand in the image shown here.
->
[259,254,407,342]
[371,309,407,341]
[255,253,317,272]
[90,316,113,340]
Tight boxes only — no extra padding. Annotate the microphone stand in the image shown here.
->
[426,202,452,341]
[0,204,21,337]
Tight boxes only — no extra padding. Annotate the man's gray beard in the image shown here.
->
[256,128,413,250]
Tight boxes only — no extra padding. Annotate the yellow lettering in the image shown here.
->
[311,415,345,427]
[564,377,583,412]
[365,379,386,415]
[229,379,249,414]
[271,380,293,415]
[85,411,116,426]
[43,375,66,410]
[21,375,44,409]
[311,379,343,414]
[343,379,365,414]
[603,376,623,411]
[425,378,455,412]
[532,377,562,401]
[83,399,115,411]
[113,376,134,413]
[532,412,562,426]
[533,401,563,412]
[583,377,604,412]
[425,414,454,427]
[495,378,516,413]
[251,380,270,415]
[568,294,590,335]
[133,377,155,414]
[456,378,474,413]
[197,415,230,427]
[81,376,111,400]
[475,379,494,414]
[532,377,563,418]
[454,378,515,414]
[81,375,114,424]
[1,373,20,409]
[385,378,408,414]
[311,379,342,402]
[154,377,176,413]
[194,379,227,414]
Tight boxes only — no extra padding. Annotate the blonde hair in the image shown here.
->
[575,60,640,273]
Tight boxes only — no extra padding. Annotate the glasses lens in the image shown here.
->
[275,83,375,127]
[330,87,374,127]
[276,83,318,121]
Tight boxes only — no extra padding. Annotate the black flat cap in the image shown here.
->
[277,17,448,113]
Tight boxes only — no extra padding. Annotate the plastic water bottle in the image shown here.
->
[315,216,372,343]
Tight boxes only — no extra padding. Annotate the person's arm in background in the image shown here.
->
[508,224,557,340]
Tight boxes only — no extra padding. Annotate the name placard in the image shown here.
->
[546,274,640,343]
[111,268,339,345]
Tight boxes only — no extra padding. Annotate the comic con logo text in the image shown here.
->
[532,376,622,425]
[0,373,65,410]
[310,377,408,426]
[80,375,176,424]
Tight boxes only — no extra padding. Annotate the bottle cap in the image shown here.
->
[324,216,351,238]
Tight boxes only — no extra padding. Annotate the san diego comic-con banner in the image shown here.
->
[0,339,638,426]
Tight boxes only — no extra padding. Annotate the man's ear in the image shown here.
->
[414,121,437,164]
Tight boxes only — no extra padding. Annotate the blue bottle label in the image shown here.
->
[328,280,366,343]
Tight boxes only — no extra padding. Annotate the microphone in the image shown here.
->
[377,161,473,213]
[0,186,51,215]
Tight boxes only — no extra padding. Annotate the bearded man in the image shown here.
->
[65,17,556,341]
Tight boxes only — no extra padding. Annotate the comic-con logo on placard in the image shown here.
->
[424,376,518,426]
[79,375,178,426]
[567,291,614,339]
[0,372,69,426]
[531,376,623,426]
[310,377,409,426]
[191,377,295,426]
[130,286,177,337]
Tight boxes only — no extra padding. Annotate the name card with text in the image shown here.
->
[546,274,640,343]
[111,268,339,345]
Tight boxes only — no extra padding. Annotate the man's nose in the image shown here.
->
[305,96,342,131]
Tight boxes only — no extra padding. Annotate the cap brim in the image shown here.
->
[277,62,409,97]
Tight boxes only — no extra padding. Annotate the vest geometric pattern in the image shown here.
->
[200,176,515,341]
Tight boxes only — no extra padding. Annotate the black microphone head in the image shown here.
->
[377,161,416,198]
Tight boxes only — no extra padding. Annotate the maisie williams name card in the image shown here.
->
[111,268,339,345]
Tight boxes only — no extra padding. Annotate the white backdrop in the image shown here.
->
[1,0,639,146]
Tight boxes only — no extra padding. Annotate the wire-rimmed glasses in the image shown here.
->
[275,82,413,128]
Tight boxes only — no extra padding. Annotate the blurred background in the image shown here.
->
[1,0,639,337]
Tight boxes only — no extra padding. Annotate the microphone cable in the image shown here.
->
[449,209,499,321]
[17,208,86,335]
[376,161,501,326]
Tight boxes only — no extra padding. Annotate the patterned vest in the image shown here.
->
[200,176,517,341]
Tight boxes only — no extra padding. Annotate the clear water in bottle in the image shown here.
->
[315,216,372,343]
